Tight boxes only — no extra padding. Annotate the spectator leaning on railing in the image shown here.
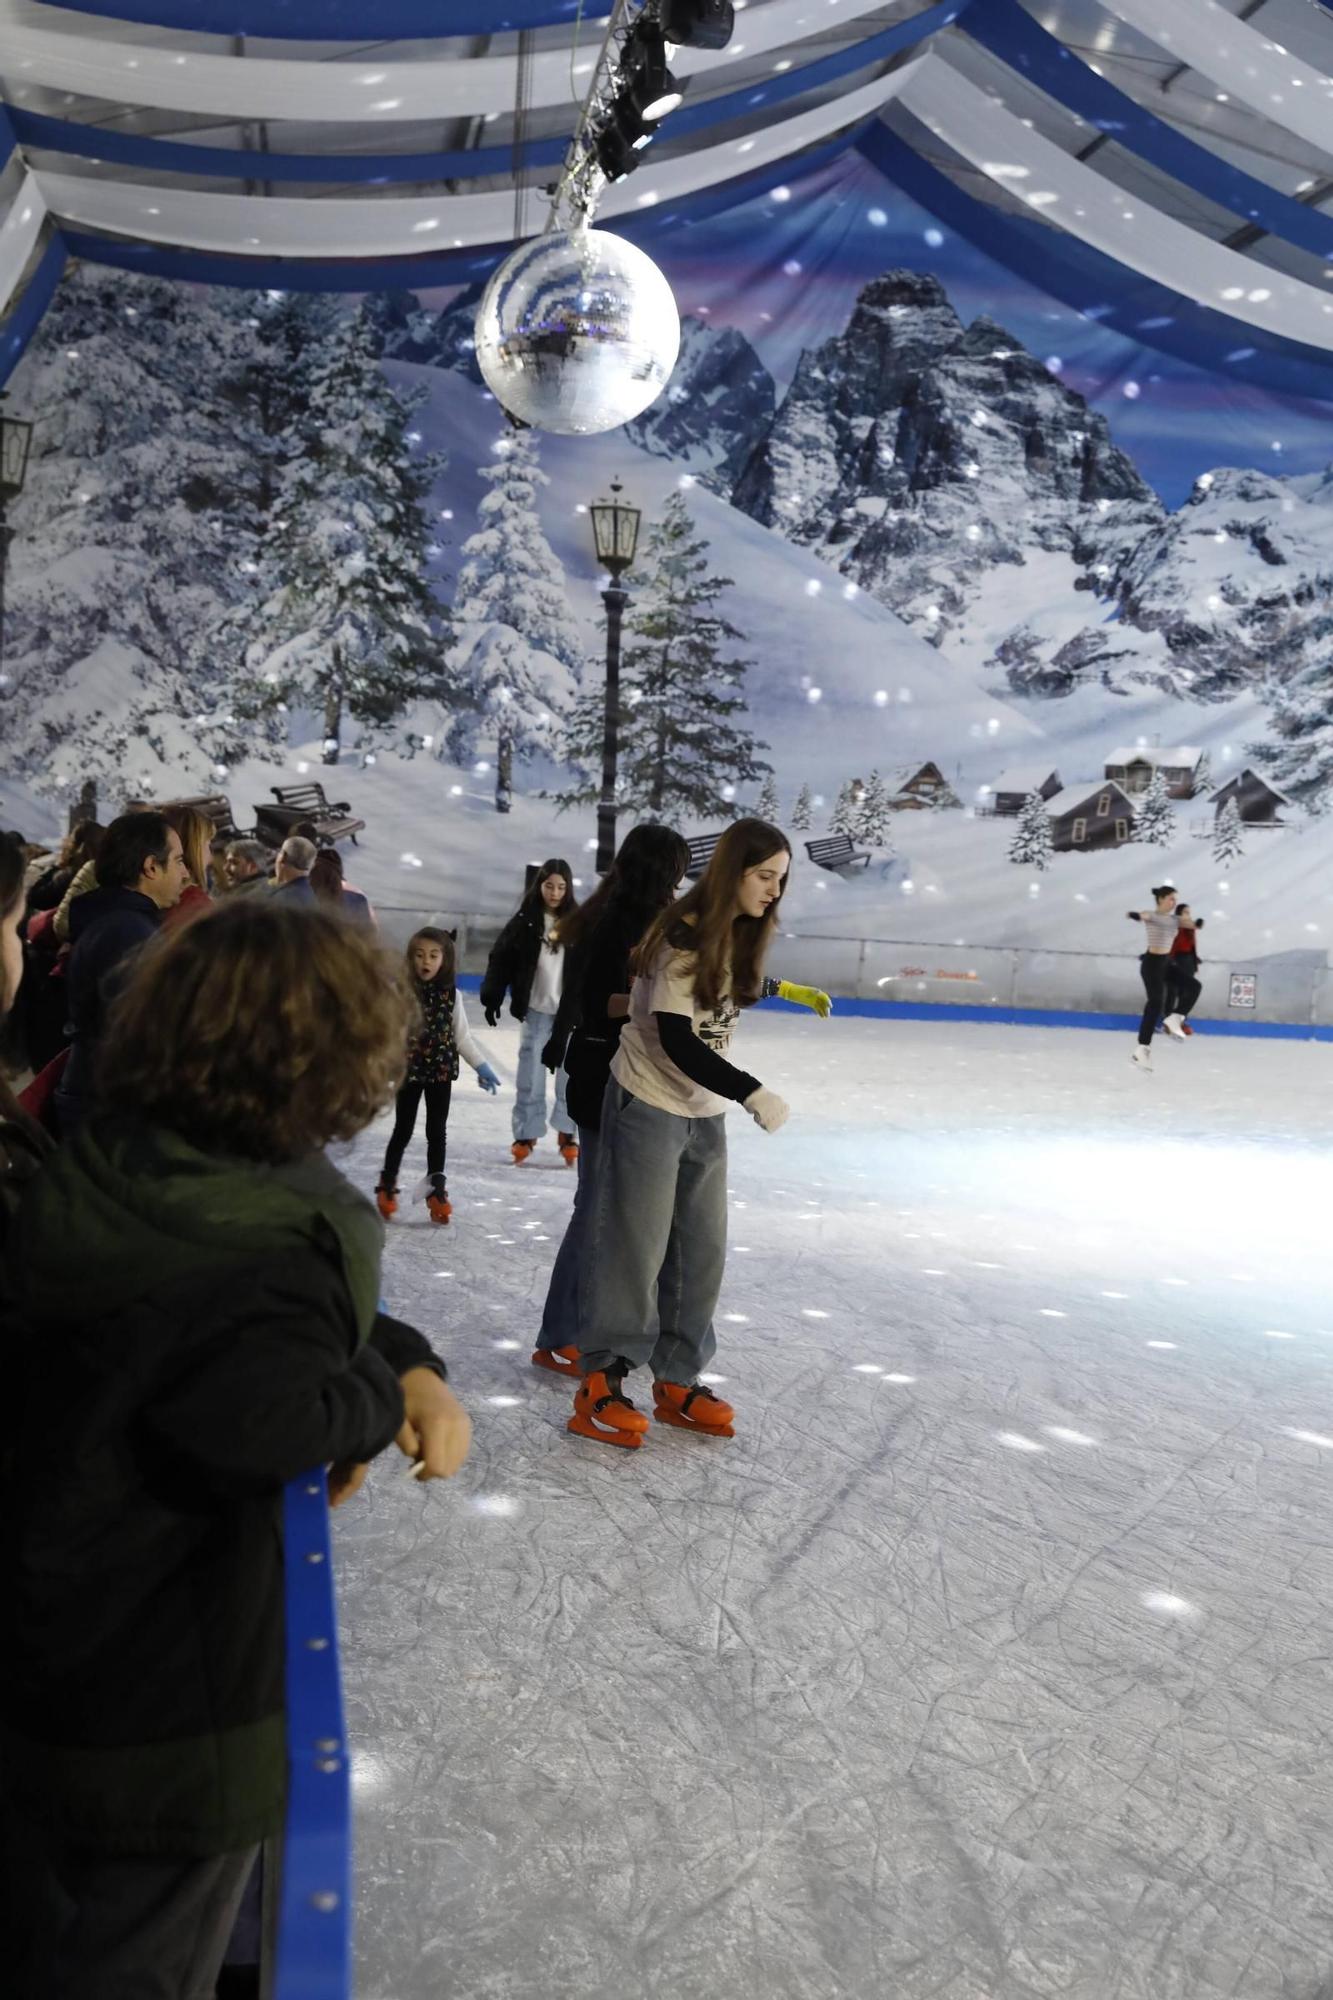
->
[0,897,471,2000]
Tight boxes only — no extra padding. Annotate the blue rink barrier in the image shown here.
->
[276,1470,352,2000]
[454,970,1331,1040]
[756,993,1333,1040]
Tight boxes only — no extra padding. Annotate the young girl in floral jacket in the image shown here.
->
[376,927,500,1225]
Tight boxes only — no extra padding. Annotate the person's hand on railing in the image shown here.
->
[397,1367,473,1483]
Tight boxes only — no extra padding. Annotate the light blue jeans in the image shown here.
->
[579,1079,727,1382]
[513,1009,569,1143]
[536,1121,600,1351]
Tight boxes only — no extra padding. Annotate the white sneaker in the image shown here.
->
[1162,1013,1187,1040]
[1131,1045,1152,1071]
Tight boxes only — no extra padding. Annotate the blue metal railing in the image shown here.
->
[276,1471,352,2000]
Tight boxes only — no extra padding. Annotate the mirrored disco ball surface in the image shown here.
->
[474,225,681,436]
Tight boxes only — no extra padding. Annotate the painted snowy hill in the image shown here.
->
[387,353,1047,800]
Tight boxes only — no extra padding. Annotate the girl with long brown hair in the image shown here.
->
[480,857,579,1165]
[568,818,830,1449]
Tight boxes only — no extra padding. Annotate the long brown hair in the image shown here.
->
[635,818,791,1010]
[100,899,416,1163]
[554,823,689,956]
[520,857,577,921]
[161,803,215,894]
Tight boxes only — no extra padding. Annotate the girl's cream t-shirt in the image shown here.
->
[610,945,740,1118]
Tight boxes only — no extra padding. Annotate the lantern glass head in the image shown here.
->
[0,411,32,500]
[590,479,641,579]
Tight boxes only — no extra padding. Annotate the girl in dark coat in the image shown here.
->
[480,857,579,1166]
[0,898,472,1999]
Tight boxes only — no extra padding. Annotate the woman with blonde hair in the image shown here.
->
[1,897,470,1997]
[159,801,217,930]
[569,818,830,1450]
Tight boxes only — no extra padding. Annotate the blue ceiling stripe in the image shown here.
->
[858,121,1333,401]
[59,121,863,292]
[37,0,597,36]
[0,102,18,173]
[971,0,1333,264]
[0,234,69,387]
[10,1,960,186]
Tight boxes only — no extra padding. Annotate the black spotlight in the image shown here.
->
[661,0,735,51]
[621,20,684,119]
[596,100,655,183]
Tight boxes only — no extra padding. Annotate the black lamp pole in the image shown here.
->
[589,479,641,875]
[0,393,33,694]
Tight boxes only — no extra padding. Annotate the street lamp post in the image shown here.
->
[0,393,32,692]
[589,478,641,874]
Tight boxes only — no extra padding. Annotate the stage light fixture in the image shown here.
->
[621,21,684,121]
[596,102,653,184]
[660,0,735,51]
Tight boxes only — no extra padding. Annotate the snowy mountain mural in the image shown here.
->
[3,166,1333,983]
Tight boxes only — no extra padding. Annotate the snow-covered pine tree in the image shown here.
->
[1134,766,1177,847]
[241,300,453,763]
[1190,748,1213,799]
[1,267,268,800]
[449,430,584,812]
[854,769,894,848]
[555,492,769,820]
[1252,658,1333,810]
[755,773,780,822]
[1213,795,1245,863]
[791,783,813,831]
[1008,790,1053,870]
[828,782,858,835]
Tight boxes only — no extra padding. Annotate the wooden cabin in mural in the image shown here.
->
[989,766,1063,817]
[1046,779,1137,853]
[886,761,961,811]
[1104,746,1204,799]
[1210,768,1291,825]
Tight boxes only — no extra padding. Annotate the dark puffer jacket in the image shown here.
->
[0,1115,442,1857]
[479,906,547,1023]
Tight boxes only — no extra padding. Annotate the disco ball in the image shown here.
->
[474,223,681,436]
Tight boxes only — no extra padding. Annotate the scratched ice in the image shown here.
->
[335,1014,1332,2000]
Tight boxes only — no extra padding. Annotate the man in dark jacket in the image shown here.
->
[56,812,189,1131]
[271,835,316,904]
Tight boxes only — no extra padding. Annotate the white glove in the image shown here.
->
[743,1086,790,1134]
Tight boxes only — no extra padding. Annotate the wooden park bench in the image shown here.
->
[805,832,870,873]
[684,831,723,878]
[252,782,366,850]
[160,793,243,838]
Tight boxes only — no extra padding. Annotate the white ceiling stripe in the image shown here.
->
[0,0,899,122]
[898,55,1333,352]
[33,61,920,256]
[0,168,47,317]
[1096,0,1333,159]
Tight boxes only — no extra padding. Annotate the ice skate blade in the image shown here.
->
[567,1412,643,1449]
[532,1349,581,1377]
[652,1407,735,1439]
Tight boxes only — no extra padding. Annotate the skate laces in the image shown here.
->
[595,1370,637,1414]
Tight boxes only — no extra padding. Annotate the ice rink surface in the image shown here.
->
[333,1014,1332,2000]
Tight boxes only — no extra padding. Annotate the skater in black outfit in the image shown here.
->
[376,927,501,1226]
[1166,903,1204,1033]
[480,859,579,1166]
[531,823,691,1377]
[1127,883,1180,1070]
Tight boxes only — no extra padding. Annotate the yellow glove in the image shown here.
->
[777,980,833,1019]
